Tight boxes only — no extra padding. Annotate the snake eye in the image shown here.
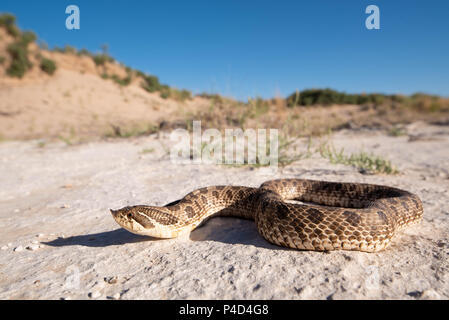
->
[127,213,132,218]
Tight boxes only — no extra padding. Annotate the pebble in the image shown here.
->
[420,289,441,300]
[14,246,24,252]
[36,234,45,238]
[104,276,118,284]
[1,246,8,250]
[26,244,40,251]
[88,291,101,299]
[107,293,121,300]
[31,240,39,244]
[61,204,70,209]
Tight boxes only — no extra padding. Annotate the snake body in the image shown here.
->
[111,179,423,252]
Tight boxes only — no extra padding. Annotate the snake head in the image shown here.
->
[110,206,155,236]
[110,206,181,238]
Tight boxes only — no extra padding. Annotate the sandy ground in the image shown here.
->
[0,121,448,300]
[0,68,211,140]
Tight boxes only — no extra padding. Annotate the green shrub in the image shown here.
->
[135,70,146,78]
[7,59,28,77]
[19,31,36,46]
[390,94,406,103]
[64,45,77,54]
[160,90,170,99]
[52,46,65,53]
[111,74,131,86]
[342,94,359,105]
[6,42,32,78]
[141,74,162,92]
[77,48,92,57]
[93,53,114,66]
[52,45,79,54]
[173,89,192,101]
[369,94,385,105]
[287,88,393,107]
[286,88,343,106]
[197,92,223,102]
[40,58,57,75]
[0,13,20,37]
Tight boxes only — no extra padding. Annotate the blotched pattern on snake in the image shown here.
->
[111,179,423,252]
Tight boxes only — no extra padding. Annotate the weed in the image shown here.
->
[58,135,73,146]
[140,148,155,154]
[106,123,159,138]
[40,58,57,75]
[319,141,398,174]
[388,126,407,137]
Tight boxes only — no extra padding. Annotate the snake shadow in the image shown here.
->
[42,218,288,251]
[42,228,155,248]
[189,217,291,251]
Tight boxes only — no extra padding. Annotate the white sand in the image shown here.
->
[0,122,448,300]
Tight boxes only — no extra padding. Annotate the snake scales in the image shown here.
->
[111,179,423,252]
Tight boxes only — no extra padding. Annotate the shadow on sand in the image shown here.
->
[43,218,289,251]
[189,217,290,251]
[43,228,155,248]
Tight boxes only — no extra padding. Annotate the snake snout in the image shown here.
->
[110,209,120,218]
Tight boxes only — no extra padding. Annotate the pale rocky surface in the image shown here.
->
[0,122,448,300]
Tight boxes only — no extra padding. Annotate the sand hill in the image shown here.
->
[0,26,212,140]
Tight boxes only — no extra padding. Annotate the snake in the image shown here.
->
[110,179,423,252]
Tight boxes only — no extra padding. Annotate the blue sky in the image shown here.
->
[1,0,448,100]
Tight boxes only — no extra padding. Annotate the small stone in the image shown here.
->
[7,243,12,247]
[61,204,70,209]
[31,240,39,244]
[14,209,20,213]
[1,246,8,250]
[420,289,441,300]
[88,291,101,299]
[14,246,24,252]
[26,244,39,251]
[36,234,45,238]
[62,184,73,189]
[60,296,72,300]
[111,293,121,300]
[104,276,118,284]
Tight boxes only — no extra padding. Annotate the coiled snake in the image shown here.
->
[111,179,423,252]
